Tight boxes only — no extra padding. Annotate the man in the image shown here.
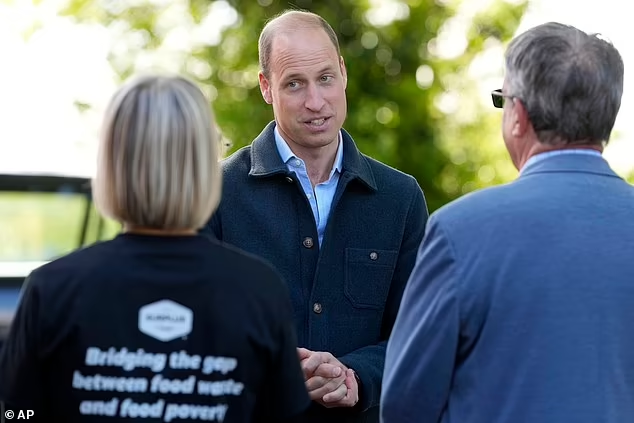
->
[202,9,428,423]
[381,22,634,423]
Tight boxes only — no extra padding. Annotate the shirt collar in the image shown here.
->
[274,125,344,175]
[249,121,377,191]
[520,149,603,175]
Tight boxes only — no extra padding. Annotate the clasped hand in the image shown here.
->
[297,347,359,408]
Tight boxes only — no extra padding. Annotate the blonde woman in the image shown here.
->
[0,75,310,422]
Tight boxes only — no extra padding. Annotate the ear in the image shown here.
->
[511,99,530,138]
[339,56,348,89]
[258,72,272,104]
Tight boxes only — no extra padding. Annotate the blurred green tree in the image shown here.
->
[63,0,527,212]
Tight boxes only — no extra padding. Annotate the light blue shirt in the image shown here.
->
[274,126,343,246]
[521,149,603,174]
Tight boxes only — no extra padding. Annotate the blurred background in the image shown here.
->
[1,0,632,264]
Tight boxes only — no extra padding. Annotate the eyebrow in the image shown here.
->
[283,66,336,81]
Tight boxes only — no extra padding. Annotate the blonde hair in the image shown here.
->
[93,74,221,230]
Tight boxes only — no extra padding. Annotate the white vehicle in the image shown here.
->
[0,172,119,344]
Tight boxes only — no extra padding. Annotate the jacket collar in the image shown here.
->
[249,121,377,191]
[519,151,622,180]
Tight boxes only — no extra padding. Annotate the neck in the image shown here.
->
[124,226,196,236]
[289,137,340,187]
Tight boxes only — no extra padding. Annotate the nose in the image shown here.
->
[304,83,325,111]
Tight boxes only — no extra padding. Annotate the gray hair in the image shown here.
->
[258,10,341,78]
[93,74,222,230]
[504,22,624,146]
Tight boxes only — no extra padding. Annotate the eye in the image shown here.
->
[321,75,334,83]
[288,81,299,89]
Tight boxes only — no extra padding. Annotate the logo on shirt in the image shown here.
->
[138,300,193,342]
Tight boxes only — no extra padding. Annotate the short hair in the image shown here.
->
[504,22,624,146]
[258,10,341,78]
[93,74,222,230]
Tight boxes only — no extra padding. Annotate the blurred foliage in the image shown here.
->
[62,0,528,212]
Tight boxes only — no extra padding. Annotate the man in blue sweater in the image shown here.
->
[382,22,633,423]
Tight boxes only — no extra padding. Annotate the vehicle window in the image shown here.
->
[0,191,120,262]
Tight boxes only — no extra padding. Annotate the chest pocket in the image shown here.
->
[344,248,398,309]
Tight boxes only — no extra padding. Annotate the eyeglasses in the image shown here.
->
[491,89,514,108]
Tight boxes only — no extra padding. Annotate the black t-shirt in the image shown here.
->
[0,233,310,422]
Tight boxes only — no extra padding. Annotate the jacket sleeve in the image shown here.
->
[380,213,460,422]
[338,177,429,411]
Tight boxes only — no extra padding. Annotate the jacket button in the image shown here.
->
[313,303,322,314]
[285,176,294,183]
[303,237,314,248]
[370,251,378,260]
